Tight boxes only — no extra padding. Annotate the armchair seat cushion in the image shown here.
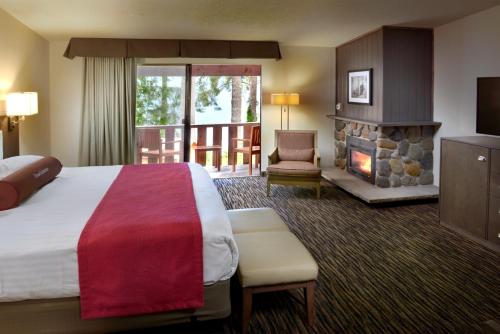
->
[278,148,314,162]
[267,161,321,178]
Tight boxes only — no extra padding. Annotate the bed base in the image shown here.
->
[0,279,230,334]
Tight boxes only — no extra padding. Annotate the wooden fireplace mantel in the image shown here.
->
[327,115,441,128]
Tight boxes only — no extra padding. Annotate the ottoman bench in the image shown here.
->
[234,231,318,334]
[227,208,289,234]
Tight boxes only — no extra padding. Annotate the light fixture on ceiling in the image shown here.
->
[6,92,38,132]
[271,93,300,130]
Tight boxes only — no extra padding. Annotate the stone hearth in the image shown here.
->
[334,120,434,188]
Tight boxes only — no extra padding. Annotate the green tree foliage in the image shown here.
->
[194,76,231,113]
[246,104,257,122]
[136,76,181,126]
[137,74,260,125]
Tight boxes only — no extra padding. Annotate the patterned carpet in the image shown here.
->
[213,177,500,334]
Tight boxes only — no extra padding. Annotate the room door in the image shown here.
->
[135,65,190,164]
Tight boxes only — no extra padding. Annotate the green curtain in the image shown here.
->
[79,57,136,166]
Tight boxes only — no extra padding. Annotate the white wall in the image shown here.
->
[433,5,500,184]
[49,43,335,168]
[0,8,50,156]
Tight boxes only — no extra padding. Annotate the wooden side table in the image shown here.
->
[193,145,222,171]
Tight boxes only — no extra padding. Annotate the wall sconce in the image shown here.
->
[6,92,38,132]
[271,93,300,130]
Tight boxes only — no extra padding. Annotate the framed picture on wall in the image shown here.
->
[348,69,372,105]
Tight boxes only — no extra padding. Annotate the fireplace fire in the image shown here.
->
[351,151,372,176]
[346,136,376,184]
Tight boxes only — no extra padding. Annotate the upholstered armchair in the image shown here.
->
[267,130,321,198]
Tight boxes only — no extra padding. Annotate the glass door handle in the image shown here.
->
[478,156,487,162]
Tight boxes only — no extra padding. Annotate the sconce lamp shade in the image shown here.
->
[271,93,300,105]
[6,92,38,117]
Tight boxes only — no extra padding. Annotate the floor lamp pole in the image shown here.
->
[286,104,290,130]
[280,105,283,130]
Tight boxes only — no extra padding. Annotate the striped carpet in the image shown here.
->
[214,177,500,334]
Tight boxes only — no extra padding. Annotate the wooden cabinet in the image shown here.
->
[440,136,500,251]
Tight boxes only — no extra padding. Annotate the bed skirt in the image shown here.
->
[0,280,230,334]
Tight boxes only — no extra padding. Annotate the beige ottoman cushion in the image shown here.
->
[235,231,318,287]
[227,208,289,234]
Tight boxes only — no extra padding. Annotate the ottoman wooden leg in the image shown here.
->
[242,288,253,334]
[304,281,316,327]
[266,181,271,197]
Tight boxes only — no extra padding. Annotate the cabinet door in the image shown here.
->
[488,196,500,245]
[440,140,489,238]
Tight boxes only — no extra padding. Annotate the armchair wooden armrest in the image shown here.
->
[268,147,279,165]
[314,149,321,168]
[232,138,251,147]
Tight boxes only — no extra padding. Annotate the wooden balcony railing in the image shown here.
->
[136,122,259,168]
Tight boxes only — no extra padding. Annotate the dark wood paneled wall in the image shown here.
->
[382,27,433,123]
[335,26,433,124]
[0,116,19,158]
[336,29,383,123]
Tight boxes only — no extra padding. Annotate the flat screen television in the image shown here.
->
[477,77,500,136]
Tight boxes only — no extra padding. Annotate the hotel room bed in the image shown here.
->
[0,162,238,333]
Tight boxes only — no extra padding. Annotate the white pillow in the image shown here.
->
[0,155,44,179]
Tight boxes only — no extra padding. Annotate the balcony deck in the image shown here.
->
[136,122,261,178]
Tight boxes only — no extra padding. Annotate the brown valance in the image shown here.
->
[64,38,281,60]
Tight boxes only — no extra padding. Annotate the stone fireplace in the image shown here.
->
[335,120,434,188]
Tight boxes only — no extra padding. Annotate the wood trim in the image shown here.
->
[192,65,261,76]
[183,65,192,162]
[247,280,315,294]
[191,121,259,128]
[333,116,441,127]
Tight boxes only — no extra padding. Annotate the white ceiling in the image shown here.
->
[1,0,499,47]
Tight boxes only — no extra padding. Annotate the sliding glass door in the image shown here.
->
[135,65,188,164]
[190,65,261,173]
[135,64,262,175]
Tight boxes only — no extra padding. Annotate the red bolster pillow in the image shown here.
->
[0,156,63,211]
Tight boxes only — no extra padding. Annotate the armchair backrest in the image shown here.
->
[137,128,162,152]
[275,130,317,162]
[250,125,261,147]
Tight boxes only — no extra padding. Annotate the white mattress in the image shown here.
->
[0,163,238,302]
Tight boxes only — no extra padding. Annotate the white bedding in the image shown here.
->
[0,163,238,302]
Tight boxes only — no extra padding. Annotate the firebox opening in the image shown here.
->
[346,136,377,184]
[351,151,372,176]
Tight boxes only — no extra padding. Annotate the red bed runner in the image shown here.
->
[77,163,204,319]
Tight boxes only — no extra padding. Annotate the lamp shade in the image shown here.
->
[6,92,38,117]
[287,93,300,105]
[271,93,300,105]
[271,93,287,105]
